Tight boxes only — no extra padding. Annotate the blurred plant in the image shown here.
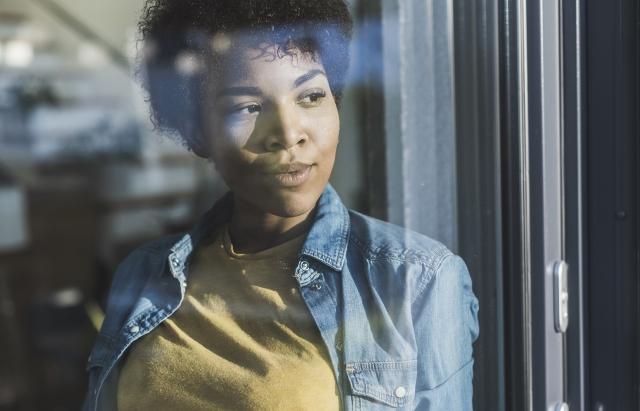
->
[13,76,62,112]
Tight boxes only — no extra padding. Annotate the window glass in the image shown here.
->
[0,1,503,410]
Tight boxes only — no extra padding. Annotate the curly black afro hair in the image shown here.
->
[137,0,353,157]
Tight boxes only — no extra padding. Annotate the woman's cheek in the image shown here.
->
[302,109,339,145]
[317,119,340,152]
[221,118,256,148]
[210,130,254,173]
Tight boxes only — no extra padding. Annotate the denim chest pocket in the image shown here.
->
[345,359,417,409]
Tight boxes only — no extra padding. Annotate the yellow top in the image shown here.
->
[117,226,340,411]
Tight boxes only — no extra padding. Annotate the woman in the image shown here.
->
[83,1,479,410]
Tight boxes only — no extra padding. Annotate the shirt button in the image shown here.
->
[171,257,180,267]
[300,260,309,271]
[394,386,406,398]
[129,324,140,334]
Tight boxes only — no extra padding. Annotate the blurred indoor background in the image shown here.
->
[0,1,367,409]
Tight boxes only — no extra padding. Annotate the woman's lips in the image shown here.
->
[267,164,313,187]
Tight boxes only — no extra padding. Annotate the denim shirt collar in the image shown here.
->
[299,184,350,271]
[170,184,350,273]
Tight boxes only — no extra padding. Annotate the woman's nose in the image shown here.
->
[263,104,307,151]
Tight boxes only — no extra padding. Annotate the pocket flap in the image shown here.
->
[345,360,417,407]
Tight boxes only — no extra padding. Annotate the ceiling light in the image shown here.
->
[5,39,33,67]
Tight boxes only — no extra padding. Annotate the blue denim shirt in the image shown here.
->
[83,184,479,410]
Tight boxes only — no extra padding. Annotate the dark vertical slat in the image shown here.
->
[498,0,532,408]
[562,0,587,409]
[354,0,387,220]
[525,1,548,407]
[453,0,504,410]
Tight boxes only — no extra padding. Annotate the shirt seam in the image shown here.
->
[413,251,454,303]
[350,232,448,267]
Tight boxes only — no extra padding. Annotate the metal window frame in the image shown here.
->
[500,0,585,409]
[526,0,567,409]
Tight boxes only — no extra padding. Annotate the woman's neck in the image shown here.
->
[227,195,315,254]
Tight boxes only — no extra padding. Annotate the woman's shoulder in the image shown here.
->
[107,233,183,283]
[129,233,186,256]
[347,209,453,271]
[97,233,186,335]
[106,233,184,300]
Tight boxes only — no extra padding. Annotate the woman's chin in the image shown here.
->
[229,174,327,219]
[260,190,319,218]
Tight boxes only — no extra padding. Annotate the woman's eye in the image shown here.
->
[299,90,327,106]
[227,103,262,118]
[245,104,262,114]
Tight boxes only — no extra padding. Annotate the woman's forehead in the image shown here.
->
[218,42,325,85]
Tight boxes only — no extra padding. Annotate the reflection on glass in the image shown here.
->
[0,1,495,410]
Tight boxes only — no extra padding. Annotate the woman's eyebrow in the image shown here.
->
[293,69,327,89]
[217,86,263,98]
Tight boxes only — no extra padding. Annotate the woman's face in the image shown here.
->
[205,42,340,218]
